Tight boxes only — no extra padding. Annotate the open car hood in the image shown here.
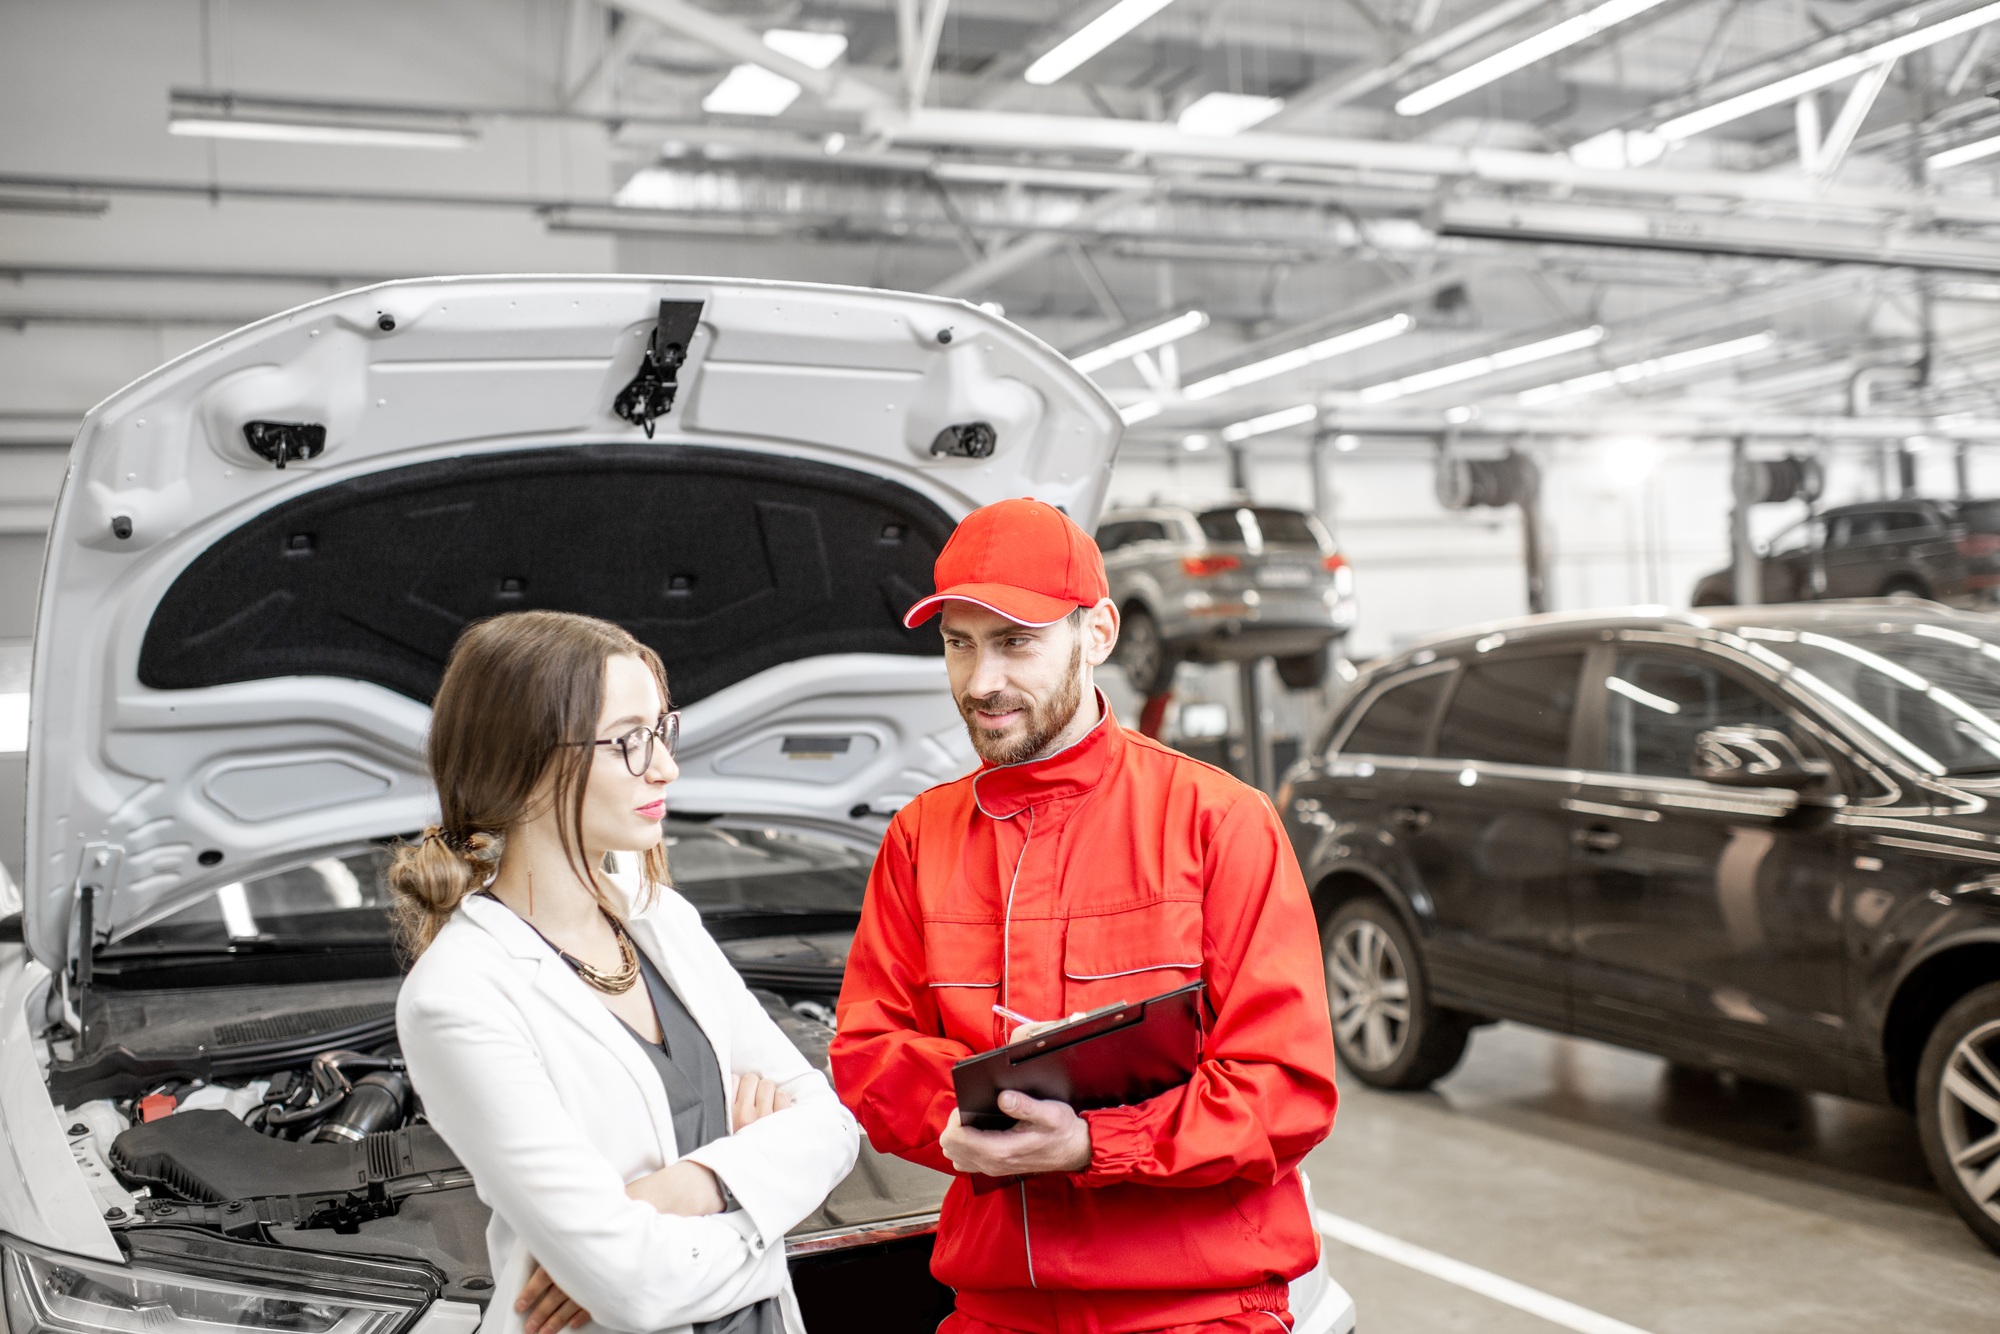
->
[27,275,1119,969]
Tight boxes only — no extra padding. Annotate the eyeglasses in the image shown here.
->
[579,712,680,776]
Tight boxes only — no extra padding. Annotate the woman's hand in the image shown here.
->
[516,1262,590,1334]
[626,1160,725,1216]
[730,1073,794,1132]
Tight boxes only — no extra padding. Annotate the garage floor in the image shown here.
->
[1304,1023,2000,1334]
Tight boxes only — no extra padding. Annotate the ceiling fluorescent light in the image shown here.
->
[168,117,474,149]
[1397,0,1671,117]
[1221,403,1317,443]
[1356,326,1605,403]
[1120,400,1164,425]
[0,191,109,216]
[1177,92,1285,136]
[1930,133,2000,171]
[1658,0,2000,142]
[1184,314,1412,401]
[1026,0,1179,85]
[761,29,848,70]
[1516,332,1774,405]
[704,64,804,116]
[1073,310,1210,374]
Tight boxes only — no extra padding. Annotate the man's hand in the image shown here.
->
[625,1160,725,1216]
[516,1262,589,1334]
[938,1091,1091,1177]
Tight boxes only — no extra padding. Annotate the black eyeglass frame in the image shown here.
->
[570,711,680,776]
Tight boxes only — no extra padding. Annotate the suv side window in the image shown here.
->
[1339,670,1450,757]
[1605,650,1798,779]
[1436,652,1584,768]
[1130,520,1169,543]
[1096,522,1134,553]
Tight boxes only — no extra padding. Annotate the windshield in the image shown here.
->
[1738,620,2000,777]
[113,819,873,954]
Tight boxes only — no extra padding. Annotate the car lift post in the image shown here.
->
[1730,436,1762,607]
[1239,656,1272,793]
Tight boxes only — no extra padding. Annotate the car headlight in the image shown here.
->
[4,1243,415,1334]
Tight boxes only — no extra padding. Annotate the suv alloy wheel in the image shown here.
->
[1916,982,2000,1254]
[1323,898,1470,1090]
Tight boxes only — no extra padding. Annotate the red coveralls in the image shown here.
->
[831,705,1339,1334]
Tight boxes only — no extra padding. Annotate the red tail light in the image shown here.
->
[1959,534,2000,557]
[1181,554,1241,577]
[1323,553,1349,572]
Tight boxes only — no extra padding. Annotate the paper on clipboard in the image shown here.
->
[950,980,1205,1131]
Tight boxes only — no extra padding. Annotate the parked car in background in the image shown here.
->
[1280,601,2000,1253]
[2,276,1355,1334]
[1095,503,1356,694]
[1691,497,2000,606]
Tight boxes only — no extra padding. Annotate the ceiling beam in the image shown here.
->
[609,0,891,110]
[870,105,2000,224]
[929,187,1151,297]
[1261,0,1559,128]
[566,6,656,110]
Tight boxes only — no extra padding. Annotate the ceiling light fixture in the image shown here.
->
[1396,0,1672,117]
[704,28,848,117]
[1177,92,1285,136]
[1930,132,2000,171]
[1221,403,1317,443]
[1072,310,1210,374]
[1657,1,2000,142]
[1516,331,1774,405]
[1184,314,1412,401]
[167,90,478,148]
[1120,400,1164,424]
[1025,0,1180,85]
[1355,326,1605,403]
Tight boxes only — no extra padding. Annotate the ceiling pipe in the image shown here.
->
[871,106,2000,225]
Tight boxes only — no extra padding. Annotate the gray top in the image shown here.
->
[620,949,782,1334]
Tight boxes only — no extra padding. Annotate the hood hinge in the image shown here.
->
[613,300,705,438]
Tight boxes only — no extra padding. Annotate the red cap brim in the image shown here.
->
[903,583,1080,629]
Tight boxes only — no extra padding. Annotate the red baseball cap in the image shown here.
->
[903,497,1110,628]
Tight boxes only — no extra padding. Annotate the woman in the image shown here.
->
[393,610,859,1334]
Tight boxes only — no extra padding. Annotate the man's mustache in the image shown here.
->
[958,691,1033,717]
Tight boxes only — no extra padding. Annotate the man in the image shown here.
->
[831,497,1338,1334]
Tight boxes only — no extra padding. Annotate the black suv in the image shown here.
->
[1691,498,2000,607]
[1280,601,2000,1252]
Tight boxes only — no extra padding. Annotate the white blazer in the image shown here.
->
[396,882,860,1334]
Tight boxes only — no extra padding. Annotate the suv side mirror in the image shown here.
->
[1691,726,1830,789]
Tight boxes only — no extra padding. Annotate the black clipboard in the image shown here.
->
[951,980,1205,1131]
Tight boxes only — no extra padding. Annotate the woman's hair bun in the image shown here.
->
[387,826,499,960]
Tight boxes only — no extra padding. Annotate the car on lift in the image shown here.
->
[1690,497,2000,607]
[1279,601,2000,1254]
[1095,503,1355,695]
[0,276,1355,1334]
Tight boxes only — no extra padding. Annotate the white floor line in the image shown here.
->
[1313,1208,1655,1334]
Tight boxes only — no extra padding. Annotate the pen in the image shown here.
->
[992,1003,1036,1026]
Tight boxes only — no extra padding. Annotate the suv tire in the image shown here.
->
[1117,605,1179,696]
[1881,575,1932,599]
[1276,649,1330,690]
[1322,897,1470,1090]
[1916,982,2000,1255]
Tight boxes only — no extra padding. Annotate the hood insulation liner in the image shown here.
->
[138,445,952,707]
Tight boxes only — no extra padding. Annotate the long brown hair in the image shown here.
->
[388,611,669,958]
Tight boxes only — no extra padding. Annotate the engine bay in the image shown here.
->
[52,964,848,1308]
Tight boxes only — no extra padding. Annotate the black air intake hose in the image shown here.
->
[312,1071,413,1143]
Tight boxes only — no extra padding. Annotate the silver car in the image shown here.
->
[1096,504,1356,694]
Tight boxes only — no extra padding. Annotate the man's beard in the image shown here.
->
[957,639,1084,766]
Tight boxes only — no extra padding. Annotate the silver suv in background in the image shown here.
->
[1096,504,1355,693]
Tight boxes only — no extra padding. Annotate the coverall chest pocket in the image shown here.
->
[1061,898,1204,1012]
[924,918,1003,1048]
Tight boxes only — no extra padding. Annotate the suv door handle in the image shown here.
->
[1572,826,1622,853]
[1389,806,1432,832]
